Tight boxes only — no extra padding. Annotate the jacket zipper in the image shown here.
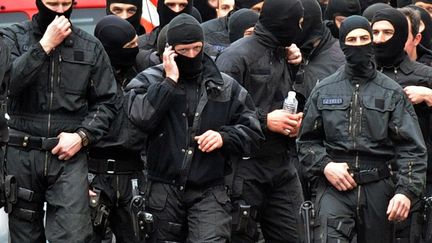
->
[408,161,413,183]
[352,84,362,219]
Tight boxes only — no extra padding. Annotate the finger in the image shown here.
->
[344,173,357,188]
[51,144,60,155]
[339,177,353,190]
[201,137,216,152]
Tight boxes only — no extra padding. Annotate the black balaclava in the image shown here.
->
[191,6,203,23]
[157,25,170,57]
[360,0,389,13]
[408,5,432,52]
[167,13,204,80]
[228,8,259,43]
[339,15,376,81]
[297,0,323,48]
[325,0,361,38]
[35,0,73,32]
[258,0,304,47]
[106,0,145,35]
[372,8,408,67]
[234,0,262,9]
[94,15,138,69]
[158,0,194,29]
[362,2,392,22]
[193,0,217,22]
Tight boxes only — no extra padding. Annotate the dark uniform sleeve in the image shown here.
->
[218,79,263,156]
[389,92,427,200]
[0,35,10,86]
[297,89,333,179]
[124,70,178,132]
[79,45,118,144]
[1,27,49,96]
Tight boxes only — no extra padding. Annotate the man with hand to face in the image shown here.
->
[1,0,118,242]
[125,13,262,242]
[298,15,427,243]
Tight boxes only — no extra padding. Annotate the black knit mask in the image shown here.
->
[372,8,408,67]
[228,8,259,43]
[158,0,193,29]
[324,0,361,38]
[35,0,73,32]
[297,0,323,48]
[167,14,204,80]
[106,0,144,34]
[259,0,304,47]
[94,15,138,69]
[340,16,374,70]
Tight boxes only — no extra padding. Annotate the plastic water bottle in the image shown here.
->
[283,91,298,114]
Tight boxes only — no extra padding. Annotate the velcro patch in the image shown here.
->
[74,51,84,62]
[375,99,384,110]
[322,98,343,105]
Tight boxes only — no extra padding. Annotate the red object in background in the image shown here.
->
[0,0,158,33]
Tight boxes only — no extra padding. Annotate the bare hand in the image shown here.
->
[89,189,97,197]
[267,110,303,137]
[403,86,432,106]
[323,162,357,191]
[163,45,179,82]
[51,132,82,160]
[286,44,302,65]
[39,15,72,54]
[194,130,223,152]
[387,193,411,222]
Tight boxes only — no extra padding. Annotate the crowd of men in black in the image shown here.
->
[0,0,432,242]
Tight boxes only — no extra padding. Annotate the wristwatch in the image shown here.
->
[77,130,89,147]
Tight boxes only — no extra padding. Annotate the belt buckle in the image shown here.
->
[106,159,116,174]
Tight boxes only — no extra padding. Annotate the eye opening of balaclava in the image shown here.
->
[94,15,138,69]
[35,0,73,32]
[106,0,145,35]
[339,15,375,80]
[158,0,194,30]
[167,13,204,80]
[258,0,304,47]
[372,8,408,67]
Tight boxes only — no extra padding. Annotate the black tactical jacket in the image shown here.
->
[216,23,297,157]
[1,19,118,143]
[297,66,427,200]
[378,54,432,183]
[125,54,263,187]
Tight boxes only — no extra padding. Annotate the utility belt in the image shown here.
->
[7,134,59,151]
[88,157,143,175]
[347,164,391,185]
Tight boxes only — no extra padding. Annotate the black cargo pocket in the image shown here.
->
[147,183,168,211]
[59,48,94,95]
[327,216,355,241]
[213,188,232,214]
[317,95,351,140]
[361,95,395,141]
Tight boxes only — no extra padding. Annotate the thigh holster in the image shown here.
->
[232,200,260,240]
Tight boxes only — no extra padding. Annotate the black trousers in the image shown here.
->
[315,178,395,243]
[146,182,232,243]
[6,146,92,243]
[89,172,144,243]
[231,152,304,243]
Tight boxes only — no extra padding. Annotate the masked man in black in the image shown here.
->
[216,0,305,242]
[371,8,432,242]
[90,15,145,243]
[138,0,193,50]
[298,15,427,243]
[125,13,263,242]
[106,0,146,35]
[0,0,118,242]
